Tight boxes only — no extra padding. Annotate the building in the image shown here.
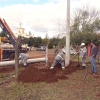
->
[16,22,34,38]
[17,27,25,37]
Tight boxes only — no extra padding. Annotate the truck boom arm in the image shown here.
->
[0,18,17,47]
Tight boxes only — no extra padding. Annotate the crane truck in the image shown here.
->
[0,18,28,61]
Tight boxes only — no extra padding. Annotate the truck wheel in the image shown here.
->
[10,53,15,60]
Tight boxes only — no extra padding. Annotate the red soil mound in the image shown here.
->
[18,61,80,83]
[0,50,80,84]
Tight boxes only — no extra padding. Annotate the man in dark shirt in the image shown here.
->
[90,41,98,76]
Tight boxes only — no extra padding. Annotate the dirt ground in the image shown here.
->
[0,49,82,83]
[18,60,80,83]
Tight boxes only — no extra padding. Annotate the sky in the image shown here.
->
[0,0,100,38]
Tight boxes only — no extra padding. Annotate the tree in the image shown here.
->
[59,36,66,47]
[70,6,100,45]
[42,33,49,46]
[0,31,7,37]
[28,37,34,47]
[48,40,53,49]
[33,37,42,47]
[23,37,29,44]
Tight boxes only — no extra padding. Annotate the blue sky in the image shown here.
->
[0,0,49,7]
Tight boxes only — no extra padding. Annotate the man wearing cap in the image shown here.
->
[50,48,65,70]
[79,43,87,69]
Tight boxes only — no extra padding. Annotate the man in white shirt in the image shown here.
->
[79,43,87,69]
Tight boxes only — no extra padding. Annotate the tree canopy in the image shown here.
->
[70,6,100,45]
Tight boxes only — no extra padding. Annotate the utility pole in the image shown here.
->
[65,0,70,67]
[15,36,21,80]
[15,41,18,80]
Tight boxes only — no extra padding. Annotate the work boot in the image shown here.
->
[93,73,99,78]
[50,66,54,69]
[79,66,85,70]
[23,63,27,68]
[24,65,27,68]
[62,67,65,70]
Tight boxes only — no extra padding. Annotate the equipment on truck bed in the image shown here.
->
[0,17,27,61]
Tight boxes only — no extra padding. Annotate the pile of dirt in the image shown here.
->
[0,50,80,84]
[18,61,80,83]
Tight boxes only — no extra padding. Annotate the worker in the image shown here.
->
[79,43,87,69]
[50,48,65,70]
[18,52,29,68]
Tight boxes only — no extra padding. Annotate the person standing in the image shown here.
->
[90,41,98,76]
[79,43,87,69]
[50,48,65,70]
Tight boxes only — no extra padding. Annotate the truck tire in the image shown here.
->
[9,53,15,60]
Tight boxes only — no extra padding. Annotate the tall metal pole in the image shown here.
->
[65,0,70,67]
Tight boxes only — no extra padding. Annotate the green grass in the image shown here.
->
[0,68,100,100]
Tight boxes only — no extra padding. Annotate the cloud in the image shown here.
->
[0,3,67,38]
[0,0,100,38]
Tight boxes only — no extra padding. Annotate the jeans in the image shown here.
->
[90,56,97,73]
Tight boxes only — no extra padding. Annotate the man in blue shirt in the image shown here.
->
[90,41,98,76]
